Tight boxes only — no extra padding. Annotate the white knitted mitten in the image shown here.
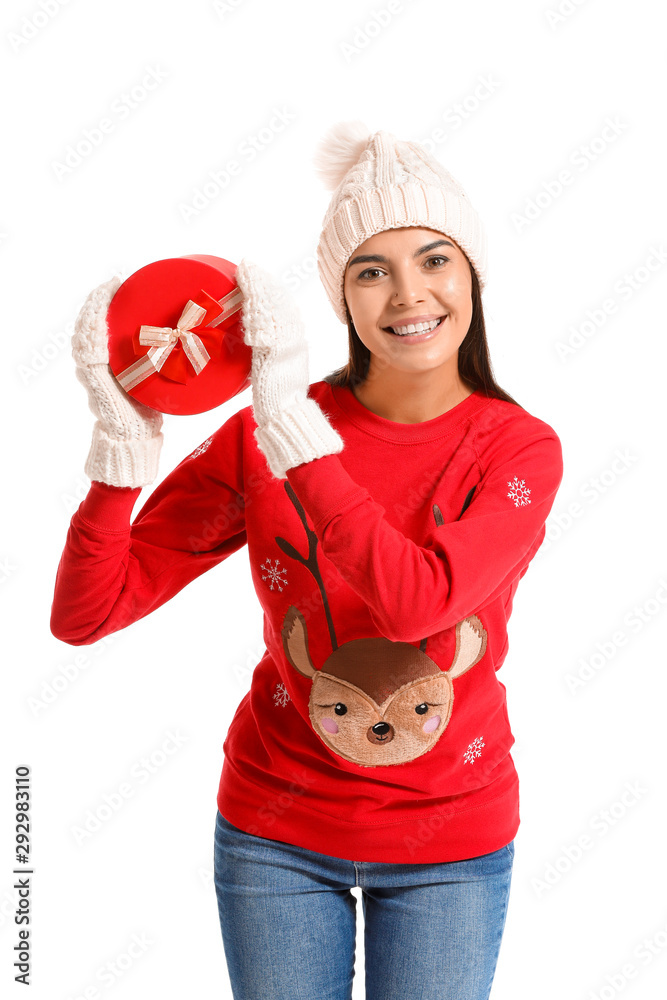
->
[72,276,164,488]
[236,258,344,479]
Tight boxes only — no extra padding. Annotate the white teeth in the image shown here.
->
[389,317,443,335]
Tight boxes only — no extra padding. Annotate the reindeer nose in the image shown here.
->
[367,721,394,744]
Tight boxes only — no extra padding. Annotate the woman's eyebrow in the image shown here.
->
[347,239,454,269]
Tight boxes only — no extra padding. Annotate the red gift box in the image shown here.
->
[106,254,252,415]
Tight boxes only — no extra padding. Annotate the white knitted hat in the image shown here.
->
[313,120,488,324]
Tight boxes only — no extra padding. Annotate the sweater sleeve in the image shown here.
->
[50,411,248,646]
[285,419,563,643]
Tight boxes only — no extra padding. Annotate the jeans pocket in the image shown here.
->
[504,839,515,861]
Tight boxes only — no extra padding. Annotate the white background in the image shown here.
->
[2,0,666,997]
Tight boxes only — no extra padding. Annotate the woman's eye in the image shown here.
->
[358,257,448,281]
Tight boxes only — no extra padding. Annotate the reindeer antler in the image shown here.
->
[275,481,338,651]
[274,485,476,657]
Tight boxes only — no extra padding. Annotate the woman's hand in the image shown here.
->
[72,276,164,488]
[236,258,344,479]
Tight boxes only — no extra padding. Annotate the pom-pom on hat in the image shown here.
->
[313,120,488,324]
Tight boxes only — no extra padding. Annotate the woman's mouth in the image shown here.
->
[383,315,447,343]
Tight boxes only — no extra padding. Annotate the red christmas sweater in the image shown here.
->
[50,380,563,863]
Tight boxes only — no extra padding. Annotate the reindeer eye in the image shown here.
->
[415,702,444,714]
[334,703,348,716]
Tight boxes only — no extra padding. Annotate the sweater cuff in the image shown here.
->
[77,480,142,531]
[285,453,370,534]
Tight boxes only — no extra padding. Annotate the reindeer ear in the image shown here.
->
[448,615,488,679]
[281,606,318,678]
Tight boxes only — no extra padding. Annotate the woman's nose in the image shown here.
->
[390,274,426,307]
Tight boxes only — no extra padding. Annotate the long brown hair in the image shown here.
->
[323,259,520,407]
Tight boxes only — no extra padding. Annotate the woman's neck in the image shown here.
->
[352,366,475,424]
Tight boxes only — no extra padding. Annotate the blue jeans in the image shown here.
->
[213,809,514,1000]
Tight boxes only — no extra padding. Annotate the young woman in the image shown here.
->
[51,121,564,1000]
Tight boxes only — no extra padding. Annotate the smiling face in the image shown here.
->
[343,226,474,379]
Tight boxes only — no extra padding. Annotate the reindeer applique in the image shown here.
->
[273,482,488,768]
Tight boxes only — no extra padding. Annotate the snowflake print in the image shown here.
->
[463,737,485,764]
[273,682,291,708]
[189,436,213,459]
[507,476,531,507]
[261,557,289,592]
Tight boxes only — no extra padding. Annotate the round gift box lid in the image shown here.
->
[107,254,251,415]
